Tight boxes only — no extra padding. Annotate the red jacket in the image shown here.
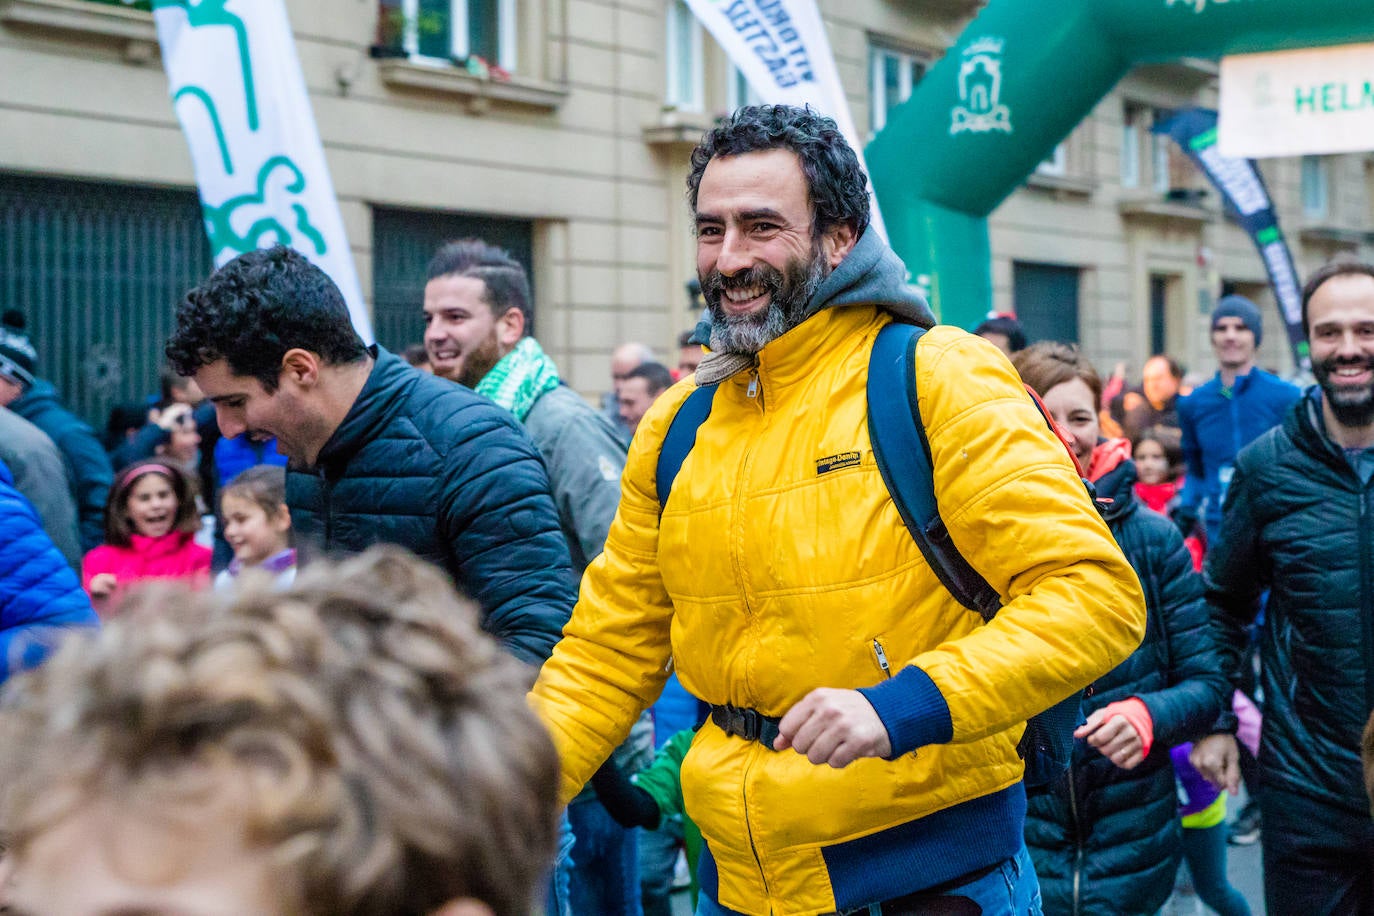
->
[82,531,211,615]
[1133,478,1205,572]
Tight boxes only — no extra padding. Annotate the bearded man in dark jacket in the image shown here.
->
[165,246,574,667]
[1192,259,1374,915]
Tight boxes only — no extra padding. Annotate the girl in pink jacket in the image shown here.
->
[82,461,211,616]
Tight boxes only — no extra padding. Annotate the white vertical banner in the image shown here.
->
[153,0,373,342]
[681,0,886,239]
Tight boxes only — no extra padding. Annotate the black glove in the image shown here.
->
[1169,505,1200,539]
[589,760,660,829]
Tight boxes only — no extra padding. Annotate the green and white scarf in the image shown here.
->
[476,337,562,422]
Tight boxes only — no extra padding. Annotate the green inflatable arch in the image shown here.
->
[865,0,1374,330]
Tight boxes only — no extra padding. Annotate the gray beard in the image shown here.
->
[704,253,827,356]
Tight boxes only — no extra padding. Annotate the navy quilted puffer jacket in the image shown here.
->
[0,459,98,680]
[1206,389,1374,817]
[1026,456,1230,916]
[286,347,575,667]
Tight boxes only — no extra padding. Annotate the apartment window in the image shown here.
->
[1151,109,1172,194]
[1037,144,1067,178]
[727,64,763,112]
[869,44,927,135]
[1302,155,1329,219]
[1121,104,1143,189]
[1013,261,1081,345]
[383,0,516,68]
[666,0,704,111]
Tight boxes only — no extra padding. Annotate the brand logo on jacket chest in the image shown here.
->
[815,451,862,475]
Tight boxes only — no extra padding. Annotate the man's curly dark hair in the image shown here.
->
[686,105,870,240]
[165,245,368,392]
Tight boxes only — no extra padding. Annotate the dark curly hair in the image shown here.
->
[165,246,367,392]
[686,105,870,239]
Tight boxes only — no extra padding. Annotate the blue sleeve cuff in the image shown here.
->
[856,664,953,757]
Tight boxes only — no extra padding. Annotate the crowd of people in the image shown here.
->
[0,104,1370,916]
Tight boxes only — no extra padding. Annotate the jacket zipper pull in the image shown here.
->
[746,371,759,399]
[873,639,891,678]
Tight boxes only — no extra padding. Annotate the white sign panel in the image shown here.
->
[1219,43,1374,159]
[154,0,372,342]
[681,0,885,238]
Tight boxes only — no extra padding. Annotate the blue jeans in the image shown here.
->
[695,845,1042,915]
[568,798,643,916]
[640,816,684,916]
[545,812,574,916]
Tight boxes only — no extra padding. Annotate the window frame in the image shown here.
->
[1150,108,1172,194]
[665,0,705,112]
[726,62,762,112]
[1121,103,1143,189]
[396,0,517,69]
[1036,144,1068,178]
[1301,155,1330,220]
[868,42,928,137]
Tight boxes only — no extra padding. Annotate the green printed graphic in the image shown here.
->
[172,85,234,175]
[154,0,258,130]
[865,0,1374,328]
[201,156,327,259]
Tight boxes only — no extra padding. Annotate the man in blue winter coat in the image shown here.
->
[1175,295,1300,549]
[165,246,575,667]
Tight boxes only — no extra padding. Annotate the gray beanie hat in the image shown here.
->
[1211,295,1263,347]
[0,321,36,388]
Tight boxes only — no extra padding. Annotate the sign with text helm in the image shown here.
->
[680,0,887,241]
[1219,43,1374,159]
[152,0,373,343]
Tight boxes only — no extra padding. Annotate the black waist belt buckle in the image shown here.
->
[711,703,782,748]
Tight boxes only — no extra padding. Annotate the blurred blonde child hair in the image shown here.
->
[0,546,559,916]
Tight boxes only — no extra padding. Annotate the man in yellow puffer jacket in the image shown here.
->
[530,105,1145,916]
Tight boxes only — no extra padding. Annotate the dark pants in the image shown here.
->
[1180,821,1250,916]
[1261,786,1374,916]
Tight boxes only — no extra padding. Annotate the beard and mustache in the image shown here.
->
[700,244,829,356]
[1313,352,1374,428]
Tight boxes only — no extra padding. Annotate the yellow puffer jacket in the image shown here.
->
[531,307,1145,915]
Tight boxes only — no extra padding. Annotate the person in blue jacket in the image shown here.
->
[0,458,99,680]
[1175,295,1300,549]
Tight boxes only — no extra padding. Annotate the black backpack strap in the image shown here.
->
[656,383,719,515]
[867,322,1003,622]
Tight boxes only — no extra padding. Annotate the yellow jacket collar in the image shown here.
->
[749,304,883,389]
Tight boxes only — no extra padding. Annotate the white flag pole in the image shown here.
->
[153,0,373,343]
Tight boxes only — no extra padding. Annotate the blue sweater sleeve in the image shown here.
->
[857,665,954,757]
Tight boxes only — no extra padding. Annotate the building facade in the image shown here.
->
[2,0,1370,424]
